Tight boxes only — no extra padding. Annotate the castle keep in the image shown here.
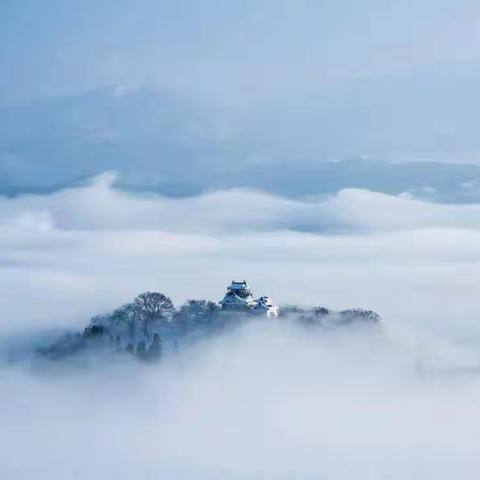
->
[220,280,279,317]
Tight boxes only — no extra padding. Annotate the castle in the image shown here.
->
[220,280,279,318]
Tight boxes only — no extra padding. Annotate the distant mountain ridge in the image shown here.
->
[1,83,480,203]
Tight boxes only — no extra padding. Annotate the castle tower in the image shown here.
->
[220,280,279,317]
[220,280,255,311]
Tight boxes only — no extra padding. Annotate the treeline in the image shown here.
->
[279,305,381,326]
[38,291,381,362]
[39,292,221,361]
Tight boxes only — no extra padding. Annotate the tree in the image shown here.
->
[180,299,219,320]
[177,299,219,332]
[313,307,331,317]
[134,292,174,339]
[83,324,107,339]
[147,333,162,361]
[277,305,306,318]
[339,309,381,325]
[111,303,141,342]
[136,341,147,360]
[89,314,114,329]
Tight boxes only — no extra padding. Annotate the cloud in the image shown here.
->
[1,174,480,478]
[0,173,478,339]
[2,321,480,479]
[2,172,480,234]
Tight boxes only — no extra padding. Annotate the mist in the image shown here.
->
[0,174,479,337]
[0,169,479,478]
[3,319,480,479]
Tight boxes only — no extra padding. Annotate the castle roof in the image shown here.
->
[220,281,278,317]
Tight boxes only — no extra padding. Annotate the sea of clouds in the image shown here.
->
[1,173,480,478]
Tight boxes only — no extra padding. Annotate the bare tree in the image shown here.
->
[136,341,147,360]
[147,333,162,361]
[112,303,141,342]
[179,299,218,321]
[134,292,174,339]
[175,299,219,334]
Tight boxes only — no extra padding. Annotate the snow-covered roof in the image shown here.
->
[220,281,278,316]
[221,293,254,304]
[255,296,275,307]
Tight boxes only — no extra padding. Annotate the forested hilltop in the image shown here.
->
[38,291,381,363]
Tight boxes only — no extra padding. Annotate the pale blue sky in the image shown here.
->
[1,0,479,104]
[1,0,480,191]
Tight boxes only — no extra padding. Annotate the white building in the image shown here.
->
[253,296,279,318]
[220,281,279,317]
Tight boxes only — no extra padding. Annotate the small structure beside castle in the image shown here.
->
[220,280,279,318]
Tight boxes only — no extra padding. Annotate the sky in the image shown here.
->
[1,0,480,104]
[1,0,480,189]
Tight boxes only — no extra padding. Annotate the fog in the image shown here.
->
[1,175,480,478]
[0,174,479,336]
[3,322,480,479]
